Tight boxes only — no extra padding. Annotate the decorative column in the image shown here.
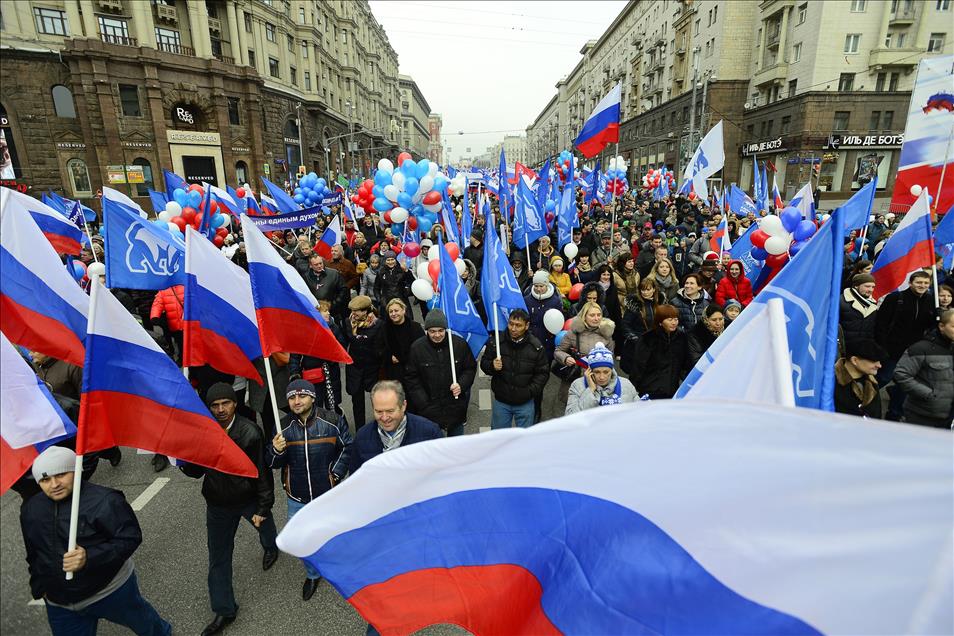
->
[129,0,156,48]
[187,0,212,58]
[77,0,98,38]
[226,1,246,65]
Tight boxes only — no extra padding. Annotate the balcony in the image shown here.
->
[213,52,235,65]
[889,6,916,24]
[869,47,920,68]
[98,0,123,14]
[766,28,781,49]
[157,41,195,57]
[753,61,788,87]
[155,3,177,23]
[208,17,221,34]
[101,33,137,47]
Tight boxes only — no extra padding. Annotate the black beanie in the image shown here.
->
[205,382,237,405]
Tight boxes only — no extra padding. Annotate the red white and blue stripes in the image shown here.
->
[574,82,621,158]
[871,188,935,300]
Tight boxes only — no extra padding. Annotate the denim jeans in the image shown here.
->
[206,501,278,616]
[287,498,321,579]
[491,399,535,430]
[45,572,171,636]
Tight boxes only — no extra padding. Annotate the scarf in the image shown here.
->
[654,273,674,289]
[531,284,555,300]
[350,313,377,335]
[584,374,623,406]
[378,416,408,451]
[598,280,610,291]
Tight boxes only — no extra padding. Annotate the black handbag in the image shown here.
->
[550,333,582,381]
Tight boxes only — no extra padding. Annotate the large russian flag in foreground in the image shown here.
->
[3,188,87,255]
[871,188,934,300]
[278,401,952,635]
[78,280,257,477]
[574,82,620,158]
[183,227,263,384]
[241,215,351,363]
[0,187,89,367]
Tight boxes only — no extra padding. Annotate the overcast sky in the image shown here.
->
[368,0,627,163]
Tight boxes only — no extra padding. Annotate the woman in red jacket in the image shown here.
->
[715,260,753,307]
[150,285,185,359]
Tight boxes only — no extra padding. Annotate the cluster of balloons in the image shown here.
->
[749,206,816,267]
[372,153,449,236]
[909,184,935,206]
[641,167,674,191]
[294,172,331,206]
[409,241,467,306]
[68,259,87,282]
[448,174,467,197]
[157,184,232,247]
[605,156,629,196]
[554,150,574,182]
[350,179,377,216]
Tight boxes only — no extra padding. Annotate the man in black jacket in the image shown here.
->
[404,309,477,436]
[180,383,278,636]
[304,254,348,325]
[480,309,549,429]
[20,446,170,635]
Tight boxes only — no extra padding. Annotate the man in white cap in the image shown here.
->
[20,446,171,635]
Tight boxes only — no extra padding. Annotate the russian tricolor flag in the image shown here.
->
[871,188,935,300]
[0,333,77,493]
[314,216,343,260]
[574,82,621,159]
[1,187,89,367]
[709,215,731,253]
[10,189,87,255]
[772,175,784,210]
[183,227,263,384]
[78,279,258,477]
[241,215,351,363]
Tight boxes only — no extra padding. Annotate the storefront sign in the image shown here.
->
[825,133,904,149]
[167,130,221,146]
[106,165,127,184]
[125,165,145,183]
[123,141,153,149]
[55,142,86,150]
[283,137,300,145]
[174,106,195,124]
[740,137,785,157]
[231,146,250,153]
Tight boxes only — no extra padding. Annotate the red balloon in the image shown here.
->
[406,216,418,231]
[750,229,769,249]
[351,194,360,204]
[383,211,393,223]
[423,191,441,205]
[181,207,196,223]
[688,192,697,201]
[568,282,584,301]
[212,235,225,247]
[563,318,573,332]
[427,259,441,283]
[765,253,789,268]
[397,152,412,167]
[194,213,204,228]
[188,184,204,193]
[208,200,219,214]
[445,242,460,261]
[171,216,186,231]
[216,227,228,237]
[235,187,246,198]
[363,179,373,190]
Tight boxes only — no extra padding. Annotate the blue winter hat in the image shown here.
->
[286,379,316,399]
[584,343,614,370]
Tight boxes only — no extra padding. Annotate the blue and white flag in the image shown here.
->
[753,159,766,212]
[460,194,474,246]
[535,158,551,213]
[261,176,301,214]
[728,185,758,216]
[441,190,460,244]
[512,174,547,250]
[481,204,527,332]
[680,120,724,201]
[677,206,845,411]
[935,203,954,270]
[148,189,169,215]
[437,236,487,359]
[163,169,188,200]
[497,149,511,221]
[729,224,764,281]
[789,183,815,220]
[102,198,185,290]
[840,179,877,233]
[557,154,576,249]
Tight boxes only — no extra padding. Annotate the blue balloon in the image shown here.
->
[390,222,404,234]
[212,213,226,228]
[374,171,391,186]
[402,159,417,176]
[415,160,430,179]
[306,192,319,204]
[751,246,769,261]
[188,190,202,207]
[293,193,305,204]
[405,177,419,197]
[793,220,816,242]
[372,185,385,199]
[173,188,188,206]
[411,204,425,216]
[315,178,326,190]
[545,200,556,212]
[554,329,569,346]
[780,206,801,233]
[418,217,434,233]
[294,187,303,196]
[789,241,806,257]
[397,192,413,209]
[373,197,393,212]
[433,175,448,192]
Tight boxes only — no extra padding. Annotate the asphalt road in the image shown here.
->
[1,356,568,636]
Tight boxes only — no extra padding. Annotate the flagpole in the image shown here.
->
[446,328,459,399]
[262,355,284,436]
[933,125,954,218]
[493,302,501,361]
[608,143,620,264]
[80,214,100,264]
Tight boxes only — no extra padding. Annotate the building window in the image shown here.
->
[67,159,92,196]
[797,3,807,24]
[928,33,946,52]
[287,34,294,52]
[895,32,906,47]
[265,22,275,42]
[119,84,141,117]
[299,6,305,23]
[290,66,297,86]
[269,56,280,78]
[98,16,129,42]
[875,72,886,91]
[889,72,899,91]
[884,33,892,47]
[882,110,894,129]
[781,116,791,134]
[155,27,181,50]
[788,79,797,97]
[236,161,248,186]
[936,0,950,9]
[247,49,256,68]
[132,158,153,197]
[833,111,850,131]
[792,42,801,62]
[51,85,76,118]
[712,5,718,23]
[342,29,347,44]
[227,97,240,125]
[839,73,855,91]
[844,33,860,53]
[304,71,311,91]
[869,111,881,130]
[34,7,68,35]
[301,41,308,58]
[850,0,867,11]
[244,11,251,32]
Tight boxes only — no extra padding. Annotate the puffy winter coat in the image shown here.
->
[480,331,550,405]
[839,288,878,343]
[404,334,477,430]
[893,329,954,424]
[565,371,639,414]
[150,285,185,332]
[343,316,385,394]
[670,289,711,330]
[267,406,352,503]
[714,261,754,306]
[524,284,564,360]
[875,288,936,360]
[629,328,690,398]
[554,315,616,367]
[374,264,411,305]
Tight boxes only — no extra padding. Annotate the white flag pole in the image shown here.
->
[263,356,284,436]
[493,302,501,361]
[447,328,459,399]
[767,298,796,408]
[608,142,620,264]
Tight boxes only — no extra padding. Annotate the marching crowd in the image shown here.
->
[13,186,953,636]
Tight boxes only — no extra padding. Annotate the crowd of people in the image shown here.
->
[13,185,953,636]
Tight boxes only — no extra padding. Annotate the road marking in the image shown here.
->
[479,426,491,434]
[130,477,170,511]
[478,388,491,410]
[27,599,44,606]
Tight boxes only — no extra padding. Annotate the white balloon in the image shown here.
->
[454,204,462,212]
[383,184,400,202]
[428,162,439,177]
[543,308,565,335]
[564,242,579,260]
[428,247,440,261]
[418,175,434,194]
[454,258,466,277]
[764,235,790,255]
[165,201,182,216]
[909,184,922,197]
[392,172,406,190]
[243,183,252,191]
[158,210,172,222]
[424,202,442,213]
[390,207,409,223]
[411,278,434,301]
[417,261,431,279]
[378,158,394,174]
[167,222,180,233]
[759,214,785,236]
[87,262,105,278]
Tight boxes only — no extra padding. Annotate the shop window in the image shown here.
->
[0,105,22,179]
[119,84,141,117]
[67,158,92,196]
[284,118,299,139]
[227,97,240,125]
[51,85,76,118]
[132,157,153,197]
[236,161,248,186]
